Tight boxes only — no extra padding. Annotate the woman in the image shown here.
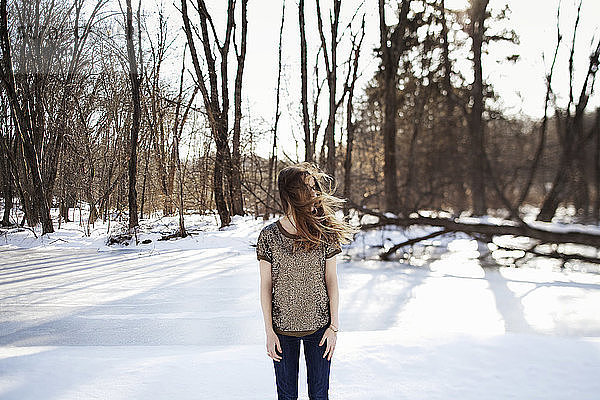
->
[256,162,357,400]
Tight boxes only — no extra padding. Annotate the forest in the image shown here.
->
[0,0,599,260]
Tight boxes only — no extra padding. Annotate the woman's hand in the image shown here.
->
[319,326,337,361]
[266,330,283,362]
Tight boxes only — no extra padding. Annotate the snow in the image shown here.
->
[1,210,600,399]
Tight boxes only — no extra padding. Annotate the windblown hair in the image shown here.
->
[277,162,358,252]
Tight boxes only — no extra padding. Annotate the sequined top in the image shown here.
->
[256,220,342,337]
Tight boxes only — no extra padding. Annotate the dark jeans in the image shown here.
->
[273,325,331,400]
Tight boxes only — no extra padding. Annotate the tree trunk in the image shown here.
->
[299,0,312,163]
[382,69,400,214]
[378,0,412,214]
[231,0,248,217]
[1,136,12,226]
[343,17,365,215]
[595,108,600,222]
[467,0,489,216]
[214,126,231,226]
[315,0,340,177]
[266,0,285,220]
[139,135,151,220]
[573,155,589,217]
[125,0,140,231]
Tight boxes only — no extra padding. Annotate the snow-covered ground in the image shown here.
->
[1,211,600,399]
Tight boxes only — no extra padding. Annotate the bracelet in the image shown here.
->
[328,324,339,333]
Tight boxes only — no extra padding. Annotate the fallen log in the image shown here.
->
[350,203,600,249]
[360,215,600,248]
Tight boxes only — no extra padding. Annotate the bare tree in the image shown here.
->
[438,0,466,209]
[467,0,489,216]
[537,1,600,221]
[181,0,248,227]
[299,0,312,163]
[378,0,413,214]
[311,48,324,160]
[124,0,140,231]
[0,0,58,233]
[315,0,341,177]
[265,0,286,220]
[49,0,108,216]
[173,45,198,237]
[445,0,518,217]
[343,15,365,213]
[231,0,248,217]
[141,9,188,218]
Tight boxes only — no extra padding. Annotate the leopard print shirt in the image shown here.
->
[256,220,342,336]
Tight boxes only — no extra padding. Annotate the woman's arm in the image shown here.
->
[319,255,339,361]
[259,259,274,331]
[324,255,340,329]
[259,259,282,361]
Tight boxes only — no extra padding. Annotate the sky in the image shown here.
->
[138,0,600,160]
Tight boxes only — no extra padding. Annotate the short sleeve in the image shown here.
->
[324,239,342,260]
[256,229,273,263]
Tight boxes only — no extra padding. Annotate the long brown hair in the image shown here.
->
[277,162,358,251]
